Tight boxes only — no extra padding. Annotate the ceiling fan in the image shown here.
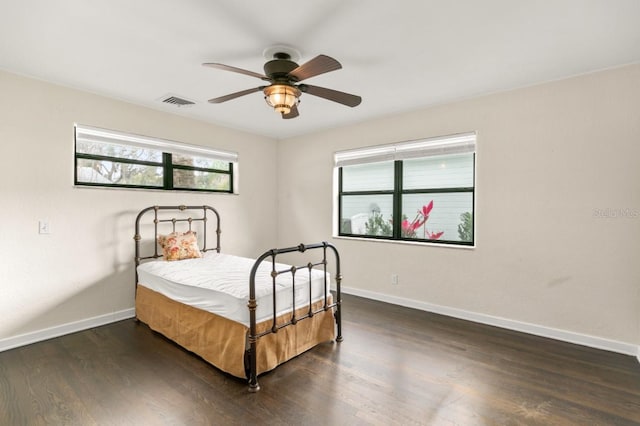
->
[203,51,362,119]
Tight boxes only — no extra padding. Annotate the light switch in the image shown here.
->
[38,220,51,234]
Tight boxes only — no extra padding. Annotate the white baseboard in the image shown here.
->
[3,290,639,364]
[0,308,135,353]
[342,286,640,358]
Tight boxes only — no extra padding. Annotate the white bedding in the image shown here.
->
[136,251,331,326]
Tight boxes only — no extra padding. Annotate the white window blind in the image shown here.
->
[334,132,476,167]
[75,124,238,163]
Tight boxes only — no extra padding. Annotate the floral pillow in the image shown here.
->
[157,231,202,261]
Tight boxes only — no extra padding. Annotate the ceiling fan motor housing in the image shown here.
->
[263,53,299,81]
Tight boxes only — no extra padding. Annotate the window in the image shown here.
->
[336,133,475,246]
[74,124,238,193]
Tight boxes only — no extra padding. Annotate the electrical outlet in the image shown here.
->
[38,220,51,234]
[391,273,399,285]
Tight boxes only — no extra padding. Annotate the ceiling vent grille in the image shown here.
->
[160,94,196,107]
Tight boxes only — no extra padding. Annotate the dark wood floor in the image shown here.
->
[1,294,639,425]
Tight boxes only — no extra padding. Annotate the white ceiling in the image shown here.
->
[1,0,639,140]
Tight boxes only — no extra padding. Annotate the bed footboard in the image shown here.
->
[247,242,342,392]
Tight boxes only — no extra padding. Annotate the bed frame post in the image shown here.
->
[247,298,260,392]
[134,206,158,293]
[325,242,343,342]
[247,249,274,392]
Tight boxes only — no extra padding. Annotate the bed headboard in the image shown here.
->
[134,205,221,279]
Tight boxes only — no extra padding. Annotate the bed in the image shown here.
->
[133,205,342,391]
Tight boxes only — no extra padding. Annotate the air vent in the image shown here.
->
[159,94,196,107]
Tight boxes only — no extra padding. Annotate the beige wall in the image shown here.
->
[277,63,640,347]
[0,70,277,339]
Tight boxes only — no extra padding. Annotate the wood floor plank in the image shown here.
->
[1,294,639,425]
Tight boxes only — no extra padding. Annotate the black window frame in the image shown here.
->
[167,153,233,193]
[337,149,475,247]
[74,125,235,194]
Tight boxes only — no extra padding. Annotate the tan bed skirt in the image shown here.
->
[135,285,336,378]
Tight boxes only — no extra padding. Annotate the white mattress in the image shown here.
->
[136,251,331,326]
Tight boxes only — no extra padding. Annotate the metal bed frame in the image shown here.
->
[134,205,342,392]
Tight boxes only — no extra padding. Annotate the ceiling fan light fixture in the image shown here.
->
[264,84,300,114]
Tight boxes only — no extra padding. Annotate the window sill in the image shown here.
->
[73,185,239,195]
[333,235,475,250]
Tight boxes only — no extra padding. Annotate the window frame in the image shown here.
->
[335,133,476,247]
[74,124,237,193]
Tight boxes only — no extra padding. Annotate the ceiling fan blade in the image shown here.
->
[288,55,342,81]
[282,104,299,119]
[299,84,362,107]
[203,63,269,81]
[208,87,264,103]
